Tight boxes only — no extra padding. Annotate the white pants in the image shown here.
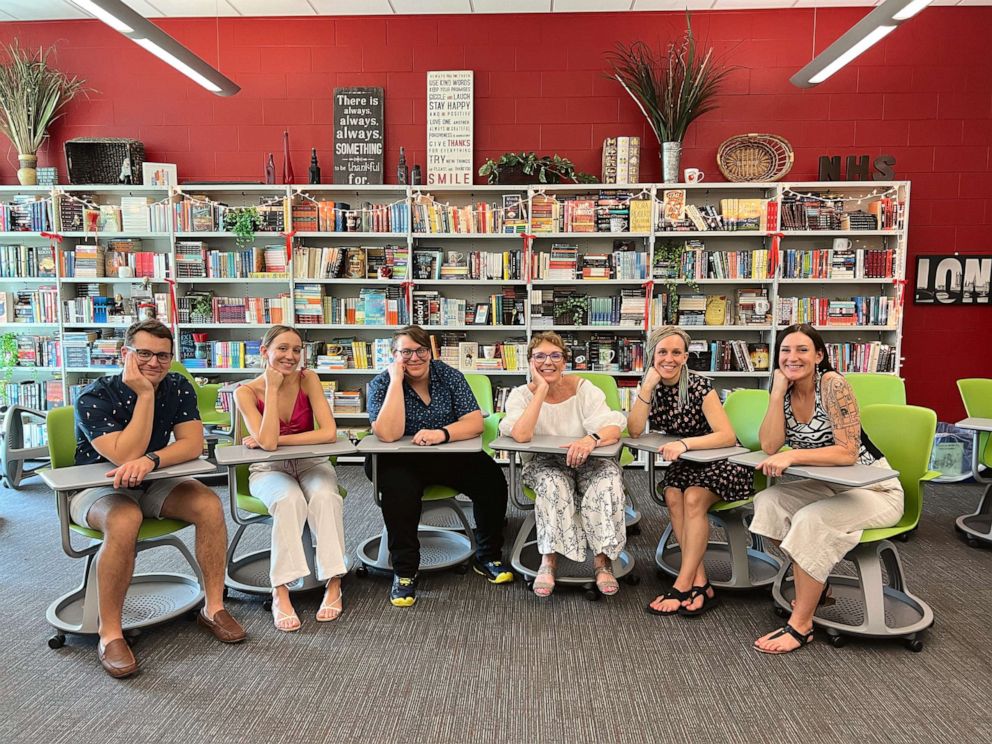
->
[248,457,345,587]
[749,460,904,583]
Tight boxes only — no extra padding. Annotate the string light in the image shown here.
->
[782,186,899,204]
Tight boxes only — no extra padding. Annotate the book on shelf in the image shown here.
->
[601,136,641,184]
[735,287,770,326]
[0,244,56,278]
[1,195,52,232]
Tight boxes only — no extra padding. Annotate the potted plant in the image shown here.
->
[223,206,263,248]
[190,294,214,324]
[0,332,18,404]
[478,152,598,185]
[0,41,87,185]
[606,14,734,183]
[555,295,590,326]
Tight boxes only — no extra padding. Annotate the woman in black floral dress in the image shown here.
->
[627,326,753,617]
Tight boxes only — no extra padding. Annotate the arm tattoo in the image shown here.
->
[823,375,861,455]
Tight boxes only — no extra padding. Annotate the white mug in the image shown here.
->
[684,168,705,184]
[832,238,853,251]
[599,349,616,364]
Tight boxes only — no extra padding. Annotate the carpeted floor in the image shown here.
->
[1,465,990,744]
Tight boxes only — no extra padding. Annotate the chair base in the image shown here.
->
[356,527,473,574]
[771,540,934,645]
[420,497,477,531]
[655,509,780,589]
[47,570,203,637]
[225,523,350,595]
[509,513,635,592]
[2,405,49,489]
[956,481,992,547]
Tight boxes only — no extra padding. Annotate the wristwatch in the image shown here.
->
[588,432,601,442]
[144,452,161,470]
[440,427,451,443]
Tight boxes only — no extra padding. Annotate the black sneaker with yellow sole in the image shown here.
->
[472,559,515,584]
[390,574,418,607]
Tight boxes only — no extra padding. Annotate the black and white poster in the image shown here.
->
[915,254,991,304]
[333,87,384,184]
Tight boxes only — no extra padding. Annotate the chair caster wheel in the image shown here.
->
[967,537,980,548]
[774,606,789,618]
[222,587,229,600]
[525,580,534,592]
[905,639,924,652]
[48,634,65,649]
[624,573,640,586]
[626,524,641,536]
[355,565,368,577]
[828,634,847,648]
[896,533,909,543]
[454,563,469,575]
[263,599,272,611]
[186,609,199,621]
[585,588,600,602]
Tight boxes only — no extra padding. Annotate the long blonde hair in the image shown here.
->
[646,325,694,407]
[259,325,302,368]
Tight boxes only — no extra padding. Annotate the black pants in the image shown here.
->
[364,451,508,577]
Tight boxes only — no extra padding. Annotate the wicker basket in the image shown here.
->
[64,138,145,185]
[716,134,794,182]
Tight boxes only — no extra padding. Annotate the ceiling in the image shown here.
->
[1,0,987,21]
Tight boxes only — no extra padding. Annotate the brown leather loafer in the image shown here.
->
[197,608,247,643]
[98,638,139,679]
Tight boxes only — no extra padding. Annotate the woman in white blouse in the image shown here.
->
[499,332,628,597]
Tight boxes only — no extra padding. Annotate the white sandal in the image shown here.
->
[317,581,343,622]
[272,590,301,632]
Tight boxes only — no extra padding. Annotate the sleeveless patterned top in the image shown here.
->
[784,369,879,466]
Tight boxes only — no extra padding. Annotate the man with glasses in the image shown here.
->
[71,320,245,678]
[366,324,512,607]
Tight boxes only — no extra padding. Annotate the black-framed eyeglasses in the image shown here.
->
[126,346,174,364]
[397,347,431,360]
[532,352,565,363]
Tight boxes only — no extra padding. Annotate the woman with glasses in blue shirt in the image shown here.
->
[499,331,628,597]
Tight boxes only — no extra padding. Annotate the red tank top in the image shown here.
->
[255,371,314,435]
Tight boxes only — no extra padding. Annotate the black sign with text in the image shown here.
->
[333,87,384,185]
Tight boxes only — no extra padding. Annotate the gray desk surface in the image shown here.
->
[956,417,992,433]
[40,458,217,491]
[491,435,621,458]
[622,433,748,463]
[216,439,358,466]
[357,435,482,454]
[729,450,899,488]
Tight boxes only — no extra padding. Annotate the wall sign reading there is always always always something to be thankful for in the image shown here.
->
[333,87,384,184]
[915,255,991,305]
[426,71,473,186]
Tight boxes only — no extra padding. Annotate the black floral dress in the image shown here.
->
[648,373,753,502]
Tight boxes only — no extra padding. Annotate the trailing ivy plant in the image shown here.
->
[0,332,18,405]
[653,239,698,323]
[478,152,598,185]
[223,206,263,249]
[555,295,590,326]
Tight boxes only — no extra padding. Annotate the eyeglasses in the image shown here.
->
[532,352,564,363]
[397,347,431,360]
[126,346,174,364]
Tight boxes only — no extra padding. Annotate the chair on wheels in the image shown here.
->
[771,403,938,651]
[169,361,230,431]
[655,388,780,589]
[222,389,349,602]
[571,372,641,534]
[1,403,49,489]
[42,407,203,650]
[355,372,498,576]
[846,373,906,408]
[955,378,992,546]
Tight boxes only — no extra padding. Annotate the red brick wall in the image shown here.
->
[1,9,990,419]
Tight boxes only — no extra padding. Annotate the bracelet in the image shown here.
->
[678,439,689,452]
[440,427,451,443]
[637,394,652,405]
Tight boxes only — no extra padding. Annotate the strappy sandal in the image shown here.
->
[753,623,815,655]
[646,587,691,616]
[679,581,720,617]
[271,591,301,632]
[533,564,556,598]
[317,581,343,622]
[594,565,620,596]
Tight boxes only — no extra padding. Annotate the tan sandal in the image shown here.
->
[594,565,620,596]
[533,564,555,597]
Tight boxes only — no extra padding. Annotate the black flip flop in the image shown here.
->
[645,587,690,616]
[679,582,721,617]
[753,623,815,655]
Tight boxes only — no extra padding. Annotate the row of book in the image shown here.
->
[295,285,407,326]
[780,194,901,231]
[780,248,896,280]
[291,201,409,233]
[175,242,287,279]
[1,379,64,413]
[410,195,527,234]
[0,196,52,232]
[411,249,523,281]
[312,338,392,371]
[292,245,409,281]
[826,342,897,373]
[530,193,652,234]
[61,246,170,279]
[0,287,59,323]
[658,191,776,232]
[531,244,649,281]
[601,136,642,185]
[62,292,170,325]
[57,195,171,233]
[646,288,772,328]
[181,339,262,369]
[0,244,57,278]
[653,244,773,281]
[530,288,646,328]
[175,293,292,325]
[776,296,895,327]
[12,334,61,367]
[411,288,528,327]
[174,198,285,233]
[687,340,770,373]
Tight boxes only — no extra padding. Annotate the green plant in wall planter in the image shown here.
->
[478,152,599,185]
[0,332,18,405]
[654,240,698,323]
[555,295,590,326]
[223,206,263,249]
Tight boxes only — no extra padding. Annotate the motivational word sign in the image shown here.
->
[426,70,473,186]
[333,87,384,184]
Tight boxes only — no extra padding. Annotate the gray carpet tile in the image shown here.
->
[1,465,991,743]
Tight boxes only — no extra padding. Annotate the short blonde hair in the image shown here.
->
[527,331,568,361]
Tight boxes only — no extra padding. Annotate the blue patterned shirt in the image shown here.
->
[367,360,479,436]
[74,372,201,465]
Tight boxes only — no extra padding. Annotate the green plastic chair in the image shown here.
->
[170,361,229,428]
[846,373,907,408]
[655,387,780,589]
[43,407,203,648]
[955,378,992,546]
[224,397,349,597]
[772,403,938,650]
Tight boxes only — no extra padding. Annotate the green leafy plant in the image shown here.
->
[190,294,214,322]
[478,152,598,185]
[555,295,590,326]
[0,332,18,404]
[606,14,734,145]
[0,40,87,156]
[653,240,699,322]
[223,206,263,248]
